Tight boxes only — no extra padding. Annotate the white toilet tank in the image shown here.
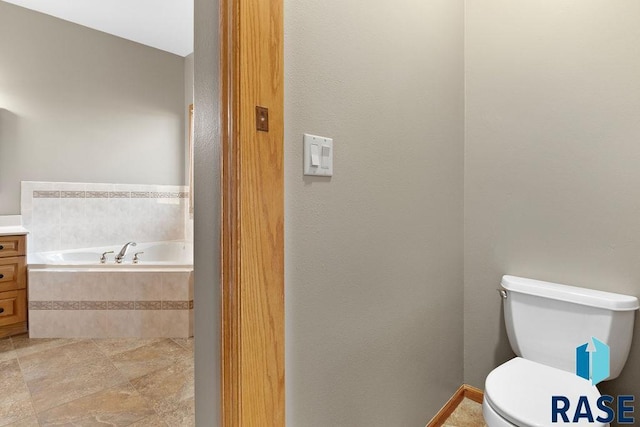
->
[502,275,639,380]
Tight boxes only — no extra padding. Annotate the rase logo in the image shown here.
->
[551,337,635,424]
[576,337,609,386]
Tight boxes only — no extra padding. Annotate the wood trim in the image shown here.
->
[221,0,284,424]
[220,0,239,422]
[426,385,465,427]
[462,384,484,404]
[426,384,485,427]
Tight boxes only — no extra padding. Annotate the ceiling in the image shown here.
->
[2,0,193,57]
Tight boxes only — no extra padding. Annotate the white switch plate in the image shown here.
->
[303,133,333,176]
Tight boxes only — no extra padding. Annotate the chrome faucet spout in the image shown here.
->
[115,242,137,263]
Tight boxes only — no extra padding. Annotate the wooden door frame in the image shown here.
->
[220,0,285,424]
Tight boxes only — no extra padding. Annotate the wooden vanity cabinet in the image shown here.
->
[0,235,27,338]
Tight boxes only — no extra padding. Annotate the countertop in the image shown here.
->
[0,226,29,236]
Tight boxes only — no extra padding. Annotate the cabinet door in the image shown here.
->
[0,235,26,258]
[0,257,26,292]
[0,289,27,327]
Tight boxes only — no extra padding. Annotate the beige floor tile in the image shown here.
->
[443,397,486,427]
[2,337,193,427]
[92,338,163,357]
[22,345,127,413]
[0,349,17,363]
[17,340,104,373]
[161,397,194,427]
[36,383,155,426]
[0,360,35,427]
[172,337,194,352]
[10,335,78,358]
[110,339,190,380]
[3,415,39,427]
[0,338,14,352]
[128,414,169,427]
[130,356,194,414]
[0,338,16,363]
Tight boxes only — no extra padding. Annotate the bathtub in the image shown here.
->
[28,240,193,268]
[27,241,193,338]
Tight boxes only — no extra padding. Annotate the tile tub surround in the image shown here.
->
[27,270,194,338]
[21,182,190,253]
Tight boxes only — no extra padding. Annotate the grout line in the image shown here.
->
[27,339,144,423]
[97,337,190,425]
[20,339,126,420]
[93,344,158,424]
[32,378,133,420]
[92,338,165,358]
[170,337,194,351]
[91,337,141,394]
[11,336,42,426]
[12,336,80,359]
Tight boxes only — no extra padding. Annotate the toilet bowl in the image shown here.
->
[483,358,605,426]
[483,275,639,427]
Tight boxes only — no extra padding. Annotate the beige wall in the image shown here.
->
[193,0,220,424]
[464,0,640,403]
[284,0,464,424]
[184,52,194,185]
[0,2,186,215]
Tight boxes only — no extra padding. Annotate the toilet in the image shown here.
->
[483,275,639,427]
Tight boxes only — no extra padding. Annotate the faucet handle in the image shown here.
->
[100,251,114,264]
[133,252,144,264]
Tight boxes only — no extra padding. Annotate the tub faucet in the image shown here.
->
[100,251,114,264]
[115,242,137,263]
[133,252,144,264]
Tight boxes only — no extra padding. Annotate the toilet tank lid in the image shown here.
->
[501,275,640,311]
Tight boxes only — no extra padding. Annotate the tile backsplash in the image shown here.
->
[22,181,191,253]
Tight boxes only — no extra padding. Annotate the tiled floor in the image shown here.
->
[442,397,487,427]
[0,334,194,426]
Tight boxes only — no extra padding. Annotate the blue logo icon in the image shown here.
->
[576,337,610,385]
[551,338,633,423]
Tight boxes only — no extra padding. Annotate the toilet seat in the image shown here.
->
[484,357,608,427]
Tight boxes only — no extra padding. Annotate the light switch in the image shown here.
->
[303,134,333,176]
[310,144,320,167]
[321,146,331,169]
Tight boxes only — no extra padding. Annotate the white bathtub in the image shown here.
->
[28,240,193,269]
[27,240,193,338]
